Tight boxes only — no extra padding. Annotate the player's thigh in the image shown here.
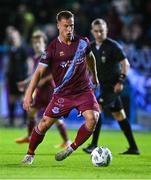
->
[109,96,126,120]
[77,90,100,115]
[109,96,123,112]
[38,115,57,132]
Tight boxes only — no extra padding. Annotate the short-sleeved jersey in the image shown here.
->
[39,36,91,95]
[33,56,55,90]
[91,38,126,84]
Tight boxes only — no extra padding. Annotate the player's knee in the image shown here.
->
[86,112,99,131]
[38,117,53,133]
[112,110,126,121]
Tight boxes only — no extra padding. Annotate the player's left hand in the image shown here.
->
[114,82,123,93]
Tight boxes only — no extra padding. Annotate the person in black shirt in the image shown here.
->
[6,29,29,127]
[83,18,140,154]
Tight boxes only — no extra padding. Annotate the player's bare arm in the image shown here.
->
[23,64,47,111]
[86,51,99,87]
[114,58,130,93]
[38,74,53,87]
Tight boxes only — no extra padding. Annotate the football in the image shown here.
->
[91,147,112,167]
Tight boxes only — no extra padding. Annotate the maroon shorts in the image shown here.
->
[44,90,100,118]
[32,86,53,110]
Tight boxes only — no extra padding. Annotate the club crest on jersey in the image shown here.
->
[59,51,65,56]
[41,51,48,59]
[52,107,60,114]
[101,56,106,63]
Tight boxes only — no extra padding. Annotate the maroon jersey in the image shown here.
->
[32,56,55,109]
[33,55,55,90]
[39,36,91,95]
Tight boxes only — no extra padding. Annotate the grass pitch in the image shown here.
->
[0,127,151,179]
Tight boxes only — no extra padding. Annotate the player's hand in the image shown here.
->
[114,82,123,93]
[23,94,33,111]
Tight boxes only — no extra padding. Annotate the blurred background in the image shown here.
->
[0,0,151,130]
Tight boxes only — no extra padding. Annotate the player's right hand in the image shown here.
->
[23,95,33,111]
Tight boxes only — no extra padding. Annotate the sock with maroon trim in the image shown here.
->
[27,126,45,155]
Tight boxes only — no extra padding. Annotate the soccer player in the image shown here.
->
[22,11,100,164]
[83,18,140,155]
[15,30,70,148]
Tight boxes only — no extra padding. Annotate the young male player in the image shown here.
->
[22,11,100,164]
[16,30,70,148]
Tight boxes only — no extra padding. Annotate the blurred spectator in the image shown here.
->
[0,0,150,47]
[5,29,31,127]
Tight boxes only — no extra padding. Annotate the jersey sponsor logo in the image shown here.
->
[60,57,85,68]
[41,51,48,60]
[52,106,60,114]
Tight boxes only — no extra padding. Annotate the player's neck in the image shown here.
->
[34,50,43,57]
[95,40,103,46]
[95,38,106,45]
[58,35,72,45]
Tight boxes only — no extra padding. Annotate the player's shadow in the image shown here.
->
[0,164,38,169]
[1,152,54,156]
[1,152,25,155]
[37,153,54,156]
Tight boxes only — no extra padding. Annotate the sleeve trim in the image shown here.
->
[39,62,48,67]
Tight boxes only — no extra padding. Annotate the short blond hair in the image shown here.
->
[91,18,107,28]
[56,10,74,22]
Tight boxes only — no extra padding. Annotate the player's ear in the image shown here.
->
[106,26,108,34]
[57,23,59,29]
[91,29,94,35]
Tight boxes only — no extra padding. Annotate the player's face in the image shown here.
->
[32,37,45,54]
[91,24,107,42]
[10,31,22,47]
[57,18,74,41]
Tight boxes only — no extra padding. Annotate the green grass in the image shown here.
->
[0,128,151,179]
